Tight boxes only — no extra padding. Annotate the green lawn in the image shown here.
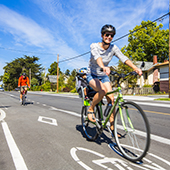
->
[155,98,170,101]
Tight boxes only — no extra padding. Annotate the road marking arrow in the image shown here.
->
[38,116,58,126]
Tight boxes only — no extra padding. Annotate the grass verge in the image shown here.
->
[154,98,170,101]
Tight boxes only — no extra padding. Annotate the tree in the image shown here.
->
[121,21,169,62]
[70,69,76,77]
[48,61,62,75]
[0,75,3,82]
[3,55,42,90]
[65,69,76,91]
[58,73,65,91]
[116,21,169,88]
[31,78,39,86]
[65,69,70,76]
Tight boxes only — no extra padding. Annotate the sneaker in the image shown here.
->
[19,99,22,102]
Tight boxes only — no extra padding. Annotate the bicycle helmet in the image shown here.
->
[101,24,116,35]
[77,68,87,75]
[22,73,26,76]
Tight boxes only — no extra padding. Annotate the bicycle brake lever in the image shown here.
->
[131,71,138,76]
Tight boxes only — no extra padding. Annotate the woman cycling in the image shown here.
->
[86,24,142,132]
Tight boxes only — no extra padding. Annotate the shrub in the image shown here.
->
[70,88,77,93]
[143,84,152,87]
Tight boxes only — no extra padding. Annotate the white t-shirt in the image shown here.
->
[88,43,129,76]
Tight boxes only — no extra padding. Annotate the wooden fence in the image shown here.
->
[120,87,155,95]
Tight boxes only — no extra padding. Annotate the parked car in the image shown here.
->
[15,87,20,91]
[0,87,4,92]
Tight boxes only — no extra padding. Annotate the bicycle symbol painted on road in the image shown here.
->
[70,146,170,170]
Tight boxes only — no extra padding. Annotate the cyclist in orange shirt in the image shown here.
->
[18,73,30,102]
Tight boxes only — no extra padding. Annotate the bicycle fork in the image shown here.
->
[119,104,134,132]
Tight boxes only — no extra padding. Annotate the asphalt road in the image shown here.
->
[0,91,170,170]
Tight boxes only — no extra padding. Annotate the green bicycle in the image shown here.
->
[81,69,150,162]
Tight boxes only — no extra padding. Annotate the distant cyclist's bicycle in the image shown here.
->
[81,65,150,162]
[21,87,26,106]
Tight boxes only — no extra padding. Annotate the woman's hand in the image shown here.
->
[135,68,142,76]
[125,60,143,76]
[103,66,110,76]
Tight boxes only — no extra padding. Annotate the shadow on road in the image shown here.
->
[76,124,144,164]
[76,124,113,145]
[0,106,11,108]
[21,101,34,106]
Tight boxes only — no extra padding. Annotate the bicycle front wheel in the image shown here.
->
[114,101,150,162]
[81,106,99,141]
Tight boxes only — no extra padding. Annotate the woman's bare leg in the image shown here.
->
[103,82,115,131]
[87,78,106,122]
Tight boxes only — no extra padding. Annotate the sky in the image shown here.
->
[0,0,169,82]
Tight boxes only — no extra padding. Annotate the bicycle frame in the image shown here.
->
[102,87,123,128]
[81,65,150,162]
[96,86,134,133]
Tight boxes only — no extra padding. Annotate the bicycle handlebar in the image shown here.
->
[100,68,139,87]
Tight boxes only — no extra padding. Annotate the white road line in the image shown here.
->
[1,121,28,170]
[50,106,170,146]
[135,102,170,108]
[0,109,6,121]
[116,125,170,146]
[50,107,81,117]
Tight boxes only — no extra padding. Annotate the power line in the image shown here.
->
[0,12,169,62]
[112,12,169,43]
[59,12,169,63]
[59,51,90,63]
[0,46,56,55]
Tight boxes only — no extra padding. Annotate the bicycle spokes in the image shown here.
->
[114,101,150,162]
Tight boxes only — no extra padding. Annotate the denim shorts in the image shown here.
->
[86,73,110,84]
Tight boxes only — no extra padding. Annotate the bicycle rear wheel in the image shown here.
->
[22,94,25,105]
[114,101,150,162]
[81,106,99,141]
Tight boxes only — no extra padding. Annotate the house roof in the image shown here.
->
[148,61,169,71]
[155,61,169,67]
[135,61,155,71]
[112,60,169,72]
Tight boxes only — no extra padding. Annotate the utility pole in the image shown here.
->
[168,0,170,98]
[57,54,59,93]
[44,66,46,84]
[29,68,31,88]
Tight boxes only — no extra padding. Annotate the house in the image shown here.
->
[136,55,169,93]
[150,60,169,93]
[109,55,169,93]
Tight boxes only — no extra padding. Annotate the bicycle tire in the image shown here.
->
[22,94,25,105]
[81,106,99,141]
[114,101,150,162]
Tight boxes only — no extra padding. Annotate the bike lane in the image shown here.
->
[0,92,170,170]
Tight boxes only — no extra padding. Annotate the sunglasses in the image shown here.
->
[105,33,114,38]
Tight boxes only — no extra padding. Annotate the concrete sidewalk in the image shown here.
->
[122,95,169,101]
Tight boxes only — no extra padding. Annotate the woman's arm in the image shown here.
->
[125,59,142,76]
[96,57,110,75]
